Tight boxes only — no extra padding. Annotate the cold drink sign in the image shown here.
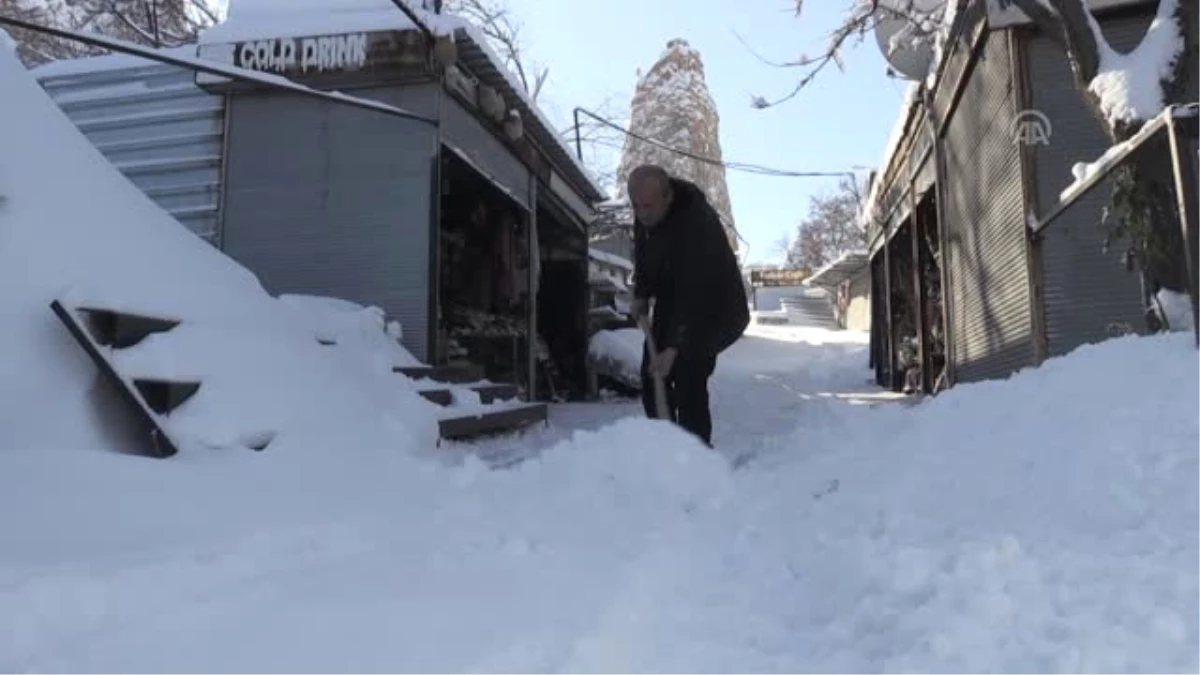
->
[234,33,370,74]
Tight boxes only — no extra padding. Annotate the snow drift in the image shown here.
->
[0,38,438,455]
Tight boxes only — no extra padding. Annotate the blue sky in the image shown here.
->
[502,0,911,265]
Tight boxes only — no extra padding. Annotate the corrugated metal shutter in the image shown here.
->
[942,31,1033,383]
[220,86,437,361]
[846,268,872,332]
[441,97,531,211]
[1025,14,1157,356]
[38,61,226,244]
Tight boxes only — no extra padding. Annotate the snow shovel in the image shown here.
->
[638,317,671,421]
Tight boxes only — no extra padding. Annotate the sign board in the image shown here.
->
[196,29,427,87]
[750,269,809,287]
[234,33,371,74]
[985,0,1144,29]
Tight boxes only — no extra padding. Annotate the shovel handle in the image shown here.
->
[638,317,670,420]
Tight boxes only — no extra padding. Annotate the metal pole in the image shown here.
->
[922,86,954,390]
[386,0,437,41]
[527,180,540,400]
[908,176,927,393]
[1166,114,1200,345]
[573,108,584,162]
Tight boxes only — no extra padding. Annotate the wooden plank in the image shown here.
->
[438,403,547,441]
[395,362,486,384]
[1167,115,1200,344]
[419,383,517,407]
[473,383,519,404]
[418,388,453,406]
[51,300,180,458]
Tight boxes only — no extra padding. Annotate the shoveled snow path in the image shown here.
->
[457,323,894,469]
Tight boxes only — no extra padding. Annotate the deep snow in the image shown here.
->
[4,24,1200,674]
[3,317,1197,672]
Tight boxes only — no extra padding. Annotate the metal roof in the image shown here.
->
[805,251,870,288]
[452,28,608,204]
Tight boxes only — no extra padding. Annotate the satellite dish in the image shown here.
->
[872,0,941,81]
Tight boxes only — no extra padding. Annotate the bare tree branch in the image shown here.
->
[750,0,948,109]
[787,176,868,270]
[443,0,550,102]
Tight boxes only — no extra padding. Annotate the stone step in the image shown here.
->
[438,402,548,442]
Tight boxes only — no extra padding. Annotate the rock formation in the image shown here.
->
[616,38,738,253]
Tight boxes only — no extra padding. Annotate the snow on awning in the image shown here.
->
[805,251,870,288]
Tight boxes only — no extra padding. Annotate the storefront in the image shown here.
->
[35,8,606,402]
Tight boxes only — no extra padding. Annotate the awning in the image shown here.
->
[805,251,870,288]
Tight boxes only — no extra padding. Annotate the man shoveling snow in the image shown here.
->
[627,164,749,446]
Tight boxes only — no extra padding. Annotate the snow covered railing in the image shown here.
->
[1030,103,1199,344]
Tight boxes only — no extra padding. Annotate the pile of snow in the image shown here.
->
[1154,288,1195,332]
[3,318,1196,670]
[0,41,438,454]
[1086,0,1185,128]
[588,327,644,388]
[1008,0,1184,201]
[279,294,421,369]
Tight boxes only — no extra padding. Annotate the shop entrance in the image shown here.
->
[534,201,589,401]
[436,147,533,392]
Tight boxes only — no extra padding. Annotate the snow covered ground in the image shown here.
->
[4,314,1196,671]
[3,29,1199,674]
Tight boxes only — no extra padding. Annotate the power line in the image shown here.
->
[571,107,862,180]
[572,107,868,259]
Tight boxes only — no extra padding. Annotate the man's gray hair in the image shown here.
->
[627,164,672,195]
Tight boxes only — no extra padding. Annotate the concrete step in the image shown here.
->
[438,402,548,441]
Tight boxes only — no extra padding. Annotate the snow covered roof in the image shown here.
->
[26,0,607,203]
[31,45,197,77]
[805,250,870,288]
[211,0,607,201]
[860,82,922,227]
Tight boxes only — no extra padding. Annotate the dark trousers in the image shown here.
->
[641,344,718,446]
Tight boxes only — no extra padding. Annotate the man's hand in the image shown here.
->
[630,297,648,323]
[650,347,678,379]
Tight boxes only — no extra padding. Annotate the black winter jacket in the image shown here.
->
[633,178,749,356]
